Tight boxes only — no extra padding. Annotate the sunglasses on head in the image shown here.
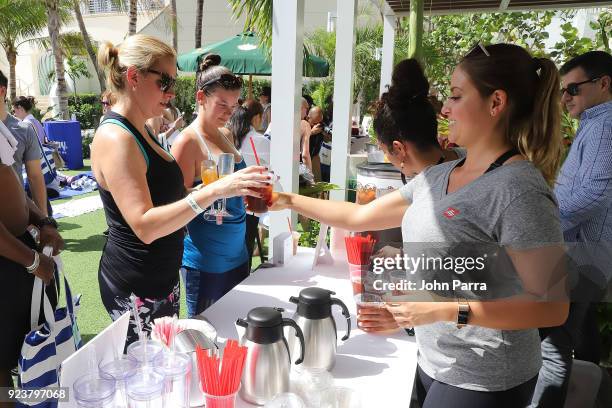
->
[465,42,491,58]
[100,100,110,106]
[146,69,177,93]
[200,73,243,90]
[560,77,601,97]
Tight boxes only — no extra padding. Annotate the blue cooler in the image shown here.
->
[44,120,83,170]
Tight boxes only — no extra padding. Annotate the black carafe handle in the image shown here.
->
[331,297,351,341]
[282,318,305,365]
[236,318,248,328]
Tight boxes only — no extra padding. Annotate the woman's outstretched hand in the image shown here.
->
[199,166,270,200]
[267,192,291,211]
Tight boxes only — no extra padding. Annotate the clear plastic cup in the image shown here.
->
[153,351,191,408]
[291,231,301,255]
[127,339,164,365]
[73,374,116,408]
[332,386,362,408]
[292,367,335,407]
[354,293,398,334]
[99,356,138,408]
[203,386,240,408]
[264,392,306,408]
[348,263,368,295]
[125,367,165,408]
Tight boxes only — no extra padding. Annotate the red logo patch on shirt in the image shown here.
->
[443,207,460,219]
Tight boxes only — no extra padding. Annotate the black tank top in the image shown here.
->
[98,111,185,298]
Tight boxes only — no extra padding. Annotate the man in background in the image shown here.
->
[532,50,612,408]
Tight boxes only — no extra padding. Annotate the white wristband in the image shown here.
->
[185,192,204,215]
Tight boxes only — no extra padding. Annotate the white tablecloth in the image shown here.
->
[201,248,418,407]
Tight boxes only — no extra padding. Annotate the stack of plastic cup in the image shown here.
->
[153,351,191,408]
[73,374,116,408]
[264,393,306,408]
[127,338,164,365]
[125,367,165,408]
[99,356,139,408]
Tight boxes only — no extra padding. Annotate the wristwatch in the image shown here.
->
[36,216,58,229]
[457,299,470,329]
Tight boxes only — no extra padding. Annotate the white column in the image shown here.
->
[270,0,304,246]
[329,0,357,202]
[379,14,396,96]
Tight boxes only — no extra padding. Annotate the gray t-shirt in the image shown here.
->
[4,114,41,186]
[399,159,562,391]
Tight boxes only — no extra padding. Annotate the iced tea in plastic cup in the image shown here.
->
[246,183,272,213]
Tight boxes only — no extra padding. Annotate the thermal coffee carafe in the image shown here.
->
[236,307,305,405]
[288,287,351,370]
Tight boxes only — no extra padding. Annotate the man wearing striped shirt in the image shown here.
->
[532,51,612,408]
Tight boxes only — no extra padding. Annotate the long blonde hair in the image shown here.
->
[460,44,562,186]
[97,34,176,95]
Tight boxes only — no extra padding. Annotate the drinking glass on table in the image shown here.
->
[200,159,219,220]
[214,153,235,224]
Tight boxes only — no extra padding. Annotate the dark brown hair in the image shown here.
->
[196,54,241,95]
[373,58,438,151]
[228,99,264,148]
[12,96,36,112]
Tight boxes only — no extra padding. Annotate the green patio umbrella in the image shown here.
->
[177,32,329,97]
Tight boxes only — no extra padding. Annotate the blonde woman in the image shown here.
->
[92,36,268,344]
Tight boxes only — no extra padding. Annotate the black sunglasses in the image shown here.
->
[146,69,177,93]
[100,100,110,106]
[560,77,601,97]
[200,73,243,90]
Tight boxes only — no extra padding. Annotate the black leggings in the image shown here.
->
[416,365,538,408]
[245,214,260,268]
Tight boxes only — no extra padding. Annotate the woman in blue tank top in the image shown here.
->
[171,54,251,316]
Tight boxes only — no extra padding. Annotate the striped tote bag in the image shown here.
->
[17,253,82,408]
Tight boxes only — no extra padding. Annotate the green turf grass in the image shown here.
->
[57,205,261,343]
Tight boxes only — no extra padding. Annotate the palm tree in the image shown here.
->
[45,0,69,119]
[195,0,204,48]
[170,0,177,51]
[0,0,49,101]
[228,0,272,53]
[73,0,105,91]
[128,0,137,36]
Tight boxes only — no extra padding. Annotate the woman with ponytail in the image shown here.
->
[227,99,268,268]
[171,54,254,317]
[269,46,569,406]
[92,37,267,344]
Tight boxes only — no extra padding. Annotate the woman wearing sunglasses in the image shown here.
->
[171,54,252,317]
[270,44,568,407]
[92,36,268,344]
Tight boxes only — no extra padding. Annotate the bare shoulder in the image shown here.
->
[171,127,202,162]
[172,126,197,150]
[91,122,146,169]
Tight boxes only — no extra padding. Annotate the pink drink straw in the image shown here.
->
[249,136,261,167]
